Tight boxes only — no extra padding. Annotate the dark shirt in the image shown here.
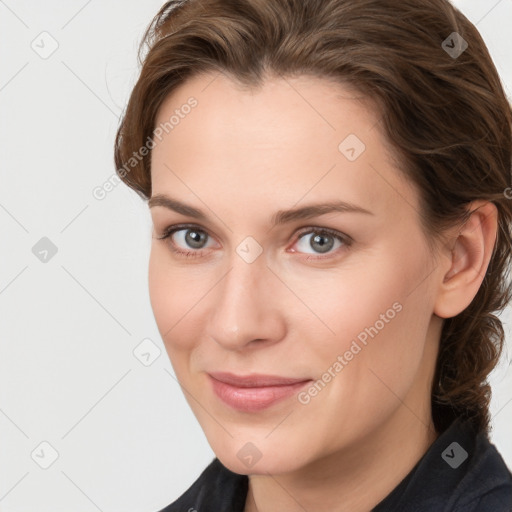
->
[158,418,512,511]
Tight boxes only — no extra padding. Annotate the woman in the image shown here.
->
[114,0,512,510]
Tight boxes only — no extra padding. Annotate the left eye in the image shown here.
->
[292,229,348,256]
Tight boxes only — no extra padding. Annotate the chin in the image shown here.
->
[212,435,313,476]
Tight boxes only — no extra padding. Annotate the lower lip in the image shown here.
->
[209,376,311,412]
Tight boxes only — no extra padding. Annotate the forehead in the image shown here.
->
[154,72,379,145]
[150,72,418,221]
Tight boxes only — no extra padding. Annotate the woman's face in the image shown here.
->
[148,72,445,475]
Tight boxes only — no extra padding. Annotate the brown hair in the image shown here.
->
[114,0,512,435]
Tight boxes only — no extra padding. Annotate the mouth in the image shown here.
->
[208,372,312,412]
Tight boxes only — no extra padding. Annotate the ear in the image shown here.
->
[434,200,498,319]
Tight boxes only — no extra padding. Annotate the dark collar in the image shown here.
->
[372,417,512,511]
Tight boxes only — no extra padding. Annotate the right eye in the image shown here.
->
[156,224,218,258]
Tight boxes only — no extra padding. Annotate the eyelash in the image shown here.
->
[155,223,353,260]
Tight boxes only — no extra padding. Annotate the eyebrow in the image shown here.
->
[148,194,374,226]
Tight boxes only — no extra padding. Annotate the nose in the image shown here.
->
[206,252,286,351]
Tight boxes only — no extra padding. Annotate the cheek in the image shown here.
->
[148,247,171,332]
[339,248,434,399]
[148,246,197,350]
[292,259,435,446]
[148,249,202,392]
[282,259,410,361]
[297,235,434,385]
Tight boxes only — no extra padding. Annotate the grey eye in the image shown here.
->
[175,228,210,249]
[295,231,343,255]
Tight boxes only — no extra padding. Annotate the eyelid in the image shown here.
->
[293,225,352,244]
[157,222,213,240]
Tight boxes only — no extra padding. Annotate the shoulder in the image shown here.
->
[156,457,249,512]
[374,418,512,511]
[449,432,512,512]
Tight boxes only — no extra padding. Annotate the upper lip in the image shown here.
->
[208,372,311,388]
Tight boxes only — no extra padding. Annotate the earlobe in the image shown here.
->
[434,201,498,319]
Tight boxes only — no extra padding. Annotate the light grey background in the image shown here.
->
[0,1,511,511]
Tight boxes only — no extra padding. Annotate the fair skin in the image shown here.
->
[148,72,497,512]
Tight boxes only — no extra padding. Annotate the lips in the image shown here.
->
[208,372,312,412]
